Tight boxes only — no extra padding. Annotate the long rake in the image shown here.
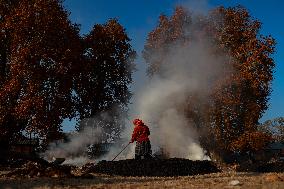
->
[111,142,131,161]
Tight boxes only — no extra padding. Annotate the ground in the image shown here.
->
[0,172,284,189]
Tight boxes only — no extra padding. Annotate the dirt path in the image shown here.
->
[0,172,284,189]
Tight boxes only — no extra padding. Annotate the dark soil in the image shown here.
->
[89,158,220,176]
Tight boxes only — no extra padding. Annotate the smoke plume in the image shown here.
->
[99,37,231,161]
[43,121,102,166]
[127,40,228,160]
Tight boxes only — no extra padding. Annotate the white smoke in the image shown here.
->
[43,122,102,166]
[62,156,92,166]
[43,40,228,164]
[127,40,227,160]
[100,39,230,161]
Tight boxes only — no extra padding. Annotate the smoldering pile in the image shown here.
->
[86,158,220,176]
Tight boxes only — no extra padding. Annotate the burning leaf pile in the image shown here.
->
[87,158,220,176]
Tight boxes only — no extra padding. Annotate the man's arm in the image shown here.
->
[131,127,138,143]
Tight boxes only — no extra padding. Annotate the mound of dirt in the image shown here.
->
[88,158,220,176]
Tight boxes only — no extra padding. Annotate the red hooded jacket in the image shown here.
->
[131,121,150,143]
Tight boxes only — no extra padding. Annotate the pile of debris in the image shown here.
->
[87,158,220,176]
[2,158,74,178]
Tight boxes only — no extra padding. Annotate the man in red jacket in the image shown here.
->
[130,118,152,159]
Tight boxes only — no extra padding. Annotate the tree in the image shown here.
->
[0,0,81,143]
[0,0,136,154]
[0,0,136,149]
[143,6,275,158]
[259,117,284,142]
[74,19,136,142]
[209,6,275,154]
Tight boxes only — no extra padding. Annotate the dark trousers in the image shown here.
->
[135,140,152,159]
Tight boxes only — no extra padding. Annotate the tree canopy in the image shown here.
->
[0,0,136,145]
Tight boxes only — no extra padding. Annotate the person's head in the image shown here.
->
[133,118,143,126]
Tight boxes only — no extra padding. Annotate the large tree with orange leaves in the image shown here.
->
[0,0,81,143]
[143,6,275,158]
[209,6,275,155]
[0,0,136,146]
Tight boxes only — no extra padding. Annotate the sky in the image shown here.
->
[62,0,284,130]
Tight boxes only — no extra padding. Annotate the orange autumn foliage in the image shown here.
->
[0,0,135,145]
[0,0,81,142]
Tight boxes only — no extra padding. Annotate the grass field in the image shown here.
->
[1,172,284,189]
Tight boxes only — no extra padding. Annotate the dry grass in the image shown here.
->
[0,172,284,189]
